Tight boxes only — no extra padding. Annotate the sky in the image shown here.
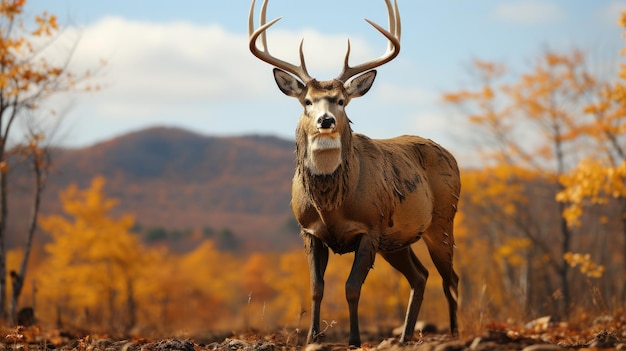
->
[20,0,626,166]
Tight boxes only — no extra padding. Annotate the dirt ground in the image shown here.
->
[2,318,625,351]
[42,330,624,351]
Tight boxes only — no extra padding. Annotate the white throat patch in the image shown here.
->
[310,135,341,151]
[306,135,342,175]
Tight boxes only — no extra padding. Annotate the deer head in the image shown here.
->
[249,0,401,175]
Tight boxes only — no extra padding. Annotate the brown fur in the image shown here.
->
[294,133,459,253]
[247,1,446,344]
[282,74,461,346]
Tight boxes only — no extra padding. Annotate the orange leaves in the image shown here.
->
[472,59,506,81]
[443,60,504,100]
[445,49,600,169]
[0,0,97,124]
[482,86,494,100]
[32,12,58,36]
[509,50,594,148]
[0,0,25,20]
[442,90,477,104]
[619,11,626,28]
[443,61,504,106]
[441,17,626,322]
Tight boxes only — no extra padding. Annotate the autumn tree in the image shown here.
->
[556,12,626,303]
[174,239,242,330]
[0,0,96,321]
[443,49,602,318]
[267,250,309,328]
[38,177,148,331]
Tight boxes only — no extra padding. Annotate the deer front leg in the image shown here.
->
[346,234,377,347]
[304,233,329,344]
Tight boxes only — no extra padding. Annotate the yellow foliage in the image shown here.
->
[553,12,626,230]
[241,253,276,302]
[563,252,605,278]
[270,251,309,324]
[37,177,153,327]
[557,158,626,227]
[495,238,530,267]
[461,164,539,218]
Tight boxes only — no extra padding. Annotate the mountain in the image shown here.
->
[8,126,302,252]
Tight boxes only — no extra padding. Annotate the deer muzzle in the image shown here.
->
[317,115,336,133]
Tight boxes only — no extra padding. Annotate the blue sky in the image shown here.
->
[22,0,626,166]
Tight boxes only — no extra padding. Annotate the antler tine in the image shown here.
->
[248,0,313,83]
[336,0,401,83]
[387,0,401,50]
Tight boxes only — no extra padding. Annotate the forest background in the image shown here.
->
[0,0,625,341]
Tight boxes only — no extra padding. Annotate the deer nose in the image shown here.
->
[317,115,336,130]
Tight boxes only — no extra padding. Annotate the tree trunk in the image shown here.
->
[621,198,626,303]
[125,278,136,333]
[557,185,572,319]
[10,149,44,325]
[553,127,572,320]
[0,166,7,320]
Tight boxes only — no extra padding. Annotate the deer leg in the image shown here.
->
[304,233,329,344]
[429,250,459,335]
[381,247,428,343]
[345,234,377,347]
[424,227,459,335]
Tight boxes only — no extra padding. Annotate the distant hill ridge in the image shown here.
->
[9,126,301,251]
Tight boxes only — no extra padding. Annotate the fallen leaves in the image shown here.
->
[1,317,624,351]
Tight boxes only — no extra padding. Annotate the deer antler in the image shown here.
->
[248,0,313,83]
[335,0,401,83]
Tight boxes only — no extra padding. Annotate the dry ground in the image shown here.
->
[2,317,625,351]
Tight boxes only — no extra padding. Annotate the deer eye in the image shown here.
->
[338,99,345,106]
[304,99,312,106]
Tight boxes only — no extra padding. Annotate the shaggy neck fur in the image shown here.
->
[296,123,356,212]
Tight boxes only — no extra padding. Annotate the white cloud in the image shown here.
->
[33,16,387,146]
[72,17,268,104]
[492,1,565,25]
[70,16,377,104]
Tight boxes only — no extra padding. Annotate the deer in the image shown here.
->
[248,0,460,346]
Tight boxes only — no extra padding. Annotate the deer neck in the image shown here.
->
[295,124,357,211]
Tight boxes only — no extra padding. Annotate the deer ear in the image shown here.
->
[273,68,305,97]
[344,70,376,98]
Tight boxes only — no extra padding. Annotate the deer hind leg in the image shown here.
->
[380,247,429,343]
[424,224,459,335]
[304,233,329,344]
[345,234,378,347]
